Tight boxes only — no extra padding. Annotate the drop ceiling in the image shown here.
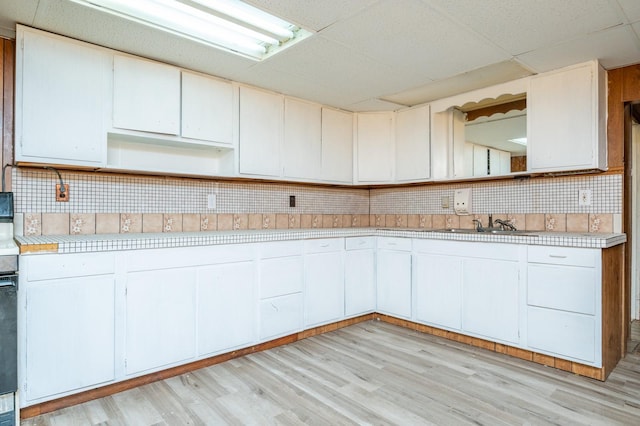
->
[1,0,640,111]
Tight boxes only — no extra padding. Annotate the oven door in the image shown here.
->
[0,274,17,394]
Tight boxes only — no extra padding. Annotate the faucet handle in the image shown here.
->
[472,219,483,232]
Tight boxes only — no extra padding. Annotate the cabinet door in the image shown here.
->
[357,112,394,182]
[239,86,283,176]
[261,255,303,299]
[283,98,321,180]
[125,268,196,375]
[26,277,115,400]
[473,145,488,176]
[305,251,344,327]
[377,250,412,318]
[181,71,234,144]
[527,306,596,363]
[17,29,108,165]
[528,62,598,171]
[345,249,376,316]
[396,105,430,181]
[113,55,180,135]
[321,108,353,183]
[415,254,462,330]
[462,259,519,343]
[197,262,256,356]
[260,293,303,340]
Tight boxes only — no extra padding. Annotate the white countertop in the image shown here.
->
[15,228,626,254]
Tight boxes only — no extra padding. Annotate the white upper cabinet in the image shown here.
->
[395,104,430,182]
[321,108,353,183]
[113,55,181,135]
[239,86,283,177]
[181,71,234,144]
[283,98,322,180]
[16,27,110,166]
[356,112,394,183]
[528,60,606,172]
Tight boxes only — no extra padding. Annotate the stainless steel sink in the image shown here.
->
[429,228,539,237]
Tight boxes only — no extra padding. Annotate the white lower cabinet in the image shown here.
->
[25,276,115,401]
[377,238,412,318]
[259,242,304,340]
[125,268,197,375]
[462,259,520,344]
[20,237,611,407]
[197,262,256,356]
[526,246,601,364]
[344,237,376,317]
[414,253,462,330]
[304,238,345,327]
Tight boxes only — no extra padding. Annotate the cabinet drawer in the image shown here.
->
[346,237,375,250]
[26,252,115,281]
[261,256,303,298]
[527,306,596,363]
[304,238,343,254]
[528,264,596,314]
[260,241,303,259]
[528,246,598,267]
[259,293,303,340]
[377,237,411,251]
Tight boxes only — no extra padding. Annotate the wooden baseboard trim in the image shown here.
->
[20,313,375,420]
[375,314,604,381]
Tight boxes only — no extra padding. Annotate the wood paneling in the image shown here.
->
[602,244,624,379]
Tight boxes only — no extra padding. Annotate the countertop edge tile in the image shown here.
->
[15,228,627,254]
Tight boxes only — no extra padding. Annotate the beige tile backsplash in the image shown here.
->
[13,168,622,236]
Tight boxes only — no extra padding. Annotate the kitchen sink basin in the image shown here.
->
[430,228,539,237]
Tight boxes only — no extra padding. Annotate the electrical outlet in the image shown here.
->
[56,184,69,202]
[289,195,296,208]
[579,189,592,206]
[207,194,217,209]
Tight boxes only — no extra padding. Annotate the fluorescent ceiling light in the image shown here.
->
[508,137,527,146]
[72,0,311,60]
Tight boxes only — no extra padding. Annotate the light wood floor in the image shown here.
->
[22,321,640,425]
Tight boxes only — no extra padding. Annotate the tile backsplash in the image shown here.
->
[13,168,622,236]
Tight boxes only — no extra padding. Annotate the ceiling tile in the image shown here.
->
[347,98,407,112]
[427,0,623,55]
[516,24,640,72]
[617,0,640,22]
[382,60,534,106]
[250,35,414,104]
[0,0,39,38]
[320,0,509,80]
[243,0,378,31]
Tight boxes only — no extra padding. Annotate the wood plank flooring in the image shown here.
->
[22,321,640,425]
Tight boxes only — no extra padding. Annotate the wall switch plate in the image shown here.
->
[441,196,450,209]
[579,189,592,206]
[56,184,69,202]
[207,194,217,209]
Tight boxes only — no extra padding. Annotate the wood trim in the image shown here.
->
[375,314,605,381]
[465,99,526,122]
[18,243,58,254]
[602,245,624,379]
[20,313,375,420]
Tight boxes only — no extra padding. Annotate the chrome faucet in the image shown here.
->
[495,218,517,231]
[488,214,493,229]
[472,219,484,232]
